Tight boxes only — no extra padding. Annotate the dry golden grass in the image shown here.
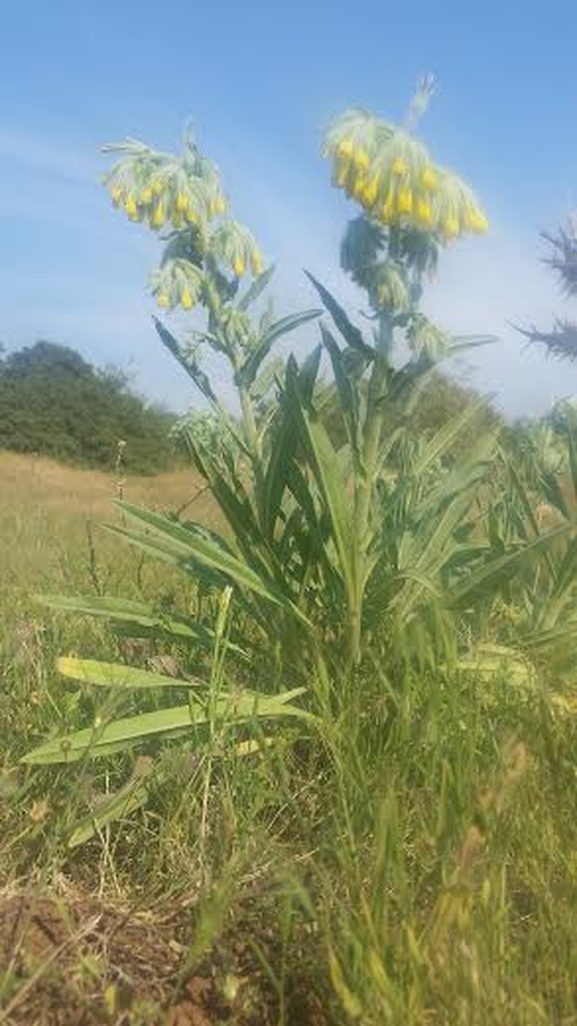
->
[0,452,216,620]
[0,450,211,518]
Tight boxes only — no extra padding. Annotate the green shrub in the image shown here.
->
[0,340,177,473]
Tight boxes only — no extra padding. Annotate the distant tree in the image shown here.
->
[0,341,177,472]
[519,220,577,361]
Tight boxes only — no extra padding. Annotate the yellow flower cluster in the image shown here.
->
[210,221,263,280]
[109,178,227,231]
[106,152,228,233]
[150,259,204,313]
[325,113,489,242]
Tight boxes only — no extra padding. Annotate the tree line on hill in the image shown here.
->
[0,341,177,473]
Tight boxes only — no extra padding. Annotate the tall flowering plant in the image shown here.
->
[29,83,568,847]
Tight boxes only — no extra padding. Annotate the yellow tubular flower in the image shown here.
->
[157,292,170,308]
[233,255,246,277]
[363,175,379,207]
[442,215,460,240]
[351,173,368,200]
[124,195,138,217]
[415,197,433,225]
[180,288,194,310]
[380,187,396,223]
[185,208,198,224]
[353,146,369,171]
[466,206,489,233]
[140,186,153,204]
[391,157,408,175]
[421,166,438,191]
[110,185,123,205]
[176,191,189,214]
[337,136,354,159]
[151,204,165,228]
[251,250,263,276]
[397,187,413,215]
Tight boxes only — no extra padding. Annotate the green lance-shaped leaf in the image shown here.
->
[320,323,356,419]
[410,398,492,478]
[304,270,371,354]
[153,317,218,403]
[55,657,205,690]
[449,521,574,608]
[295,401,356,601]
[236,308,321,390]
[109,502,311,627]
[237,263,276,311]
[37,594,248,652]
[68,760,166,849]
[23,686,311,764]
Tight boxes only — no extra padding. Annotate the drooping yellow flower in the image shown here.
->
[157,292,170,308]
[110,185,123,205]
[185,208,198,224]
[180,287,194,310]
[125,195,138,218]
[176,191,190,214]
[391,157,408,175]
[333,158,349,188]
[233,255,246,276]
[397,187,413,216]
[442,214,460,240]
[151,203,165,228]
[350,175,365,201]
[353,146,369,171]
[465,206,489,233]
[415,197,433,225]
[140,186,153,204]
[421,166,438,191]
[380,187,396,223]
[251,249,263,276]
[337,136,355,160]
[362,175,380,207]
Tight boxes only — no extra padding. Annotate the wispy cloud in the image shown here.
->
[0,128,96,183]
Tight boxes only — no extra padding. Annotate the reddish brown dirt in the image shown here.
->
[0,886,330,1026]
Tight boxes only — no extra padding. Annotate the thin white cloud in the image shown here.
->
[0,128,96,183]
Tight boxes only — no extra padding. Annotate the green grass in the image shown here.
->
[2,452,577,1024]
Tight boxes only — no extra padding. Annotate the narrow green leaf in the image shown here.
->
[298,406,356,598]
[38,594,229,648]
[23,688,311,764]
[237,309,321,390]
[153,317,217,403]
[237,263,276,311]
[411,399,491,478]
[304,270,369,353]
[111,502,311,625]
[68,762,166,848]
[56,657,204,690]
[449,522,574,607]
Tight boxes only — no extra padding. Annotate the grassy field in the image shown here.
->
[2,452,577,1025]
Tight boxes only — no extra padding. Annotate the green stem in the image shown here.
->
[237,375,266,524]
[347,313,392,665]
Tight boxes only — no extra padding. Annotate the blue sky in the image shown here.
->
[2,0,577,416]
